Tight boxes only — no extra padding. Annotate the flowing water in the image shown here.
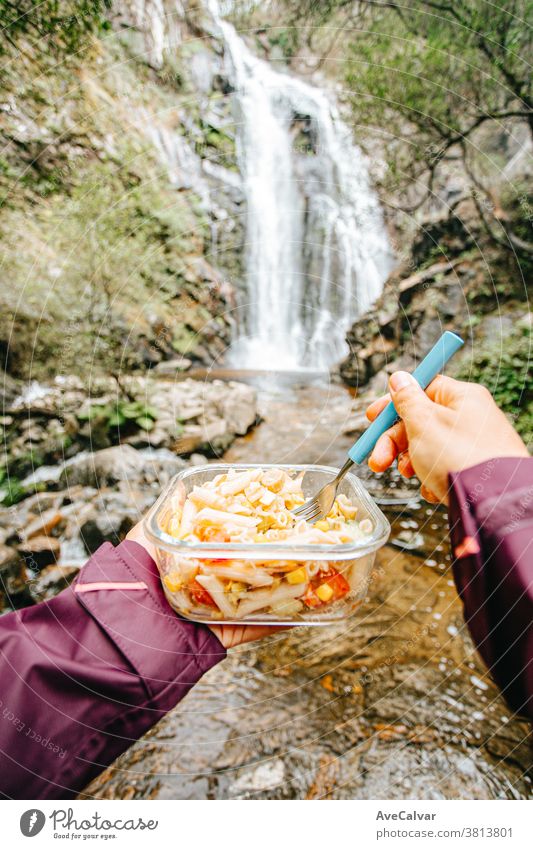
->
[208,2,393,370]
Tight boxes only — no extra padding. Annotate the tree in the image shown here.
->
[279,0,532,247]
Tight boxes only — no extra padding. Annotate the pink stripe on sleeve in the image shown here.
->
[75,581,149,593]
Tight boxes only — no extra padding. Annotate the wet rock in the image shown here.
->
[189,453,208,466]
[0,370,19,408]
[27,563,79,603]
[5,375,258,473]
[18,535,60,570]
[341,412,369,436]
[154,357,192,374]
[1,560,29,601]
[24,508,64,540]
[0,543,20,573]
[80,498,137,554]
[20,465,63,489]
[390,529,426,553]
[60,445,146,489]
[146,376,257,455]
[136,448,187,484]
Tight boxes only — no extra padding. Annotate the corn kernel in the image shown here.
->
[316,583,334,602]
[163,574,183,593]
[286,567,307,584]
[314,520,330,532]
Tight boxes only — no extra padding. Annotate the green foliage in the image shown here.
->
[267,26,300,60]
[0,141,203,375]
[0,0,111,58]
[279,0,532,208]
[77,400,159,433]
[0,18,220,379]
[0,450,46,505]
[0,475,27,507]
[456,320,533,447]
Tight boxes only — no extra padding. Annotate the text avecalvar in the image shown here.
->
[376,811,436,821]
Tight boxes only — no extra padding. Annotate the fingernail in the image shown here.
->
[390,371,412,391]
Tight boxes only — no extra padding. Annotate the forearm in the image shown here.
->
[0,541,225,799]
[448,457,533,720]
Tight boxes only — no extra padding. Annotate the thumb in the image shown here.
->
[389,371,431,424]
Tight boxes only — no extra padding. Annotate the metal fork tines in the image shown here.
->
[292,459,354,525]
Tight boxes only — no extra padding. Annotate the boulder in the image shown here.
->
[218,381,258,436]
[59,445,146,489]
[136,448,187,484]
[79,491,142,553]
[80,513,134,554]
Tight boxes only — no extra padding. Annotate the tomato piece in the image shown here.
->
[188,579,217,607]
[303,566,350,609]
[198,526,230,543]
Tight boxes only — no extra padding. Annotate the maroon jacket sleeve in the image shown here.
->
[0,540,226,799]
[448,456,533,720]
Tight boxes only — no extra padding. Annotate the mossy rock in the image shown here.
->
[171,326,198,355]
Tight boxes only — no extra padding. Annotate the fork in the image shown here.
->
[293,331,464,524]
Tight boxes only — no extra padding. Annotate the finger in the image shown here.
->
[209,624,291,649]
[420,484,440,504]
[389,372,433,424]
[425,374,467,409]
[366,394,391,421]
[397,451,415,478]
[368,421,409,472]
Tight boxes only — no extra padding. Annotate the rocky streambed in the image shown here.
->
[1,373,531,799]
[0,374,257,609]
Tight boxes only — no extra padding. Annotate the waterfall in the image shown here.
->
[209,1,393,371]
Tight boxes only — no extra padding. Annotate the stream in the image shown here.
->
[85,375,532,800]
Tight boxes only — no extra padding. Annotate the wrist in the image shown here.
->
[126,520,157,561]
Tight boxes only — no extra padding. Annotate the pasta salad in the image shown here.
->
[159,467,374,620]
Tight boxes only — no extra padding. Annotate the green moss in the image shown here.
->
[456,320,532,448]
[171,326,197,355]
[267,27,300,61]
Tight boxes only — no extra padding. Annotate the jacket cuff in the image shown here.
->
[448,456,533,554]
[74,540,226,705]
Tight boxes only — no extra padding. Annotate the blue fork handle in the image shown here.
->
[348,331,464,465]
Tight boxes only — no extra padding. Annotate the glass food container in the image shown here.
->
[145,464,390,625]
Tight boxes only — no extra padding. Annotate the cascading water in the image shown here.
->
[209,1,393,371]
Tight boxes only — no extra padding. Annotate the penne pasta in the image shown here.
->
[199,561,274,587]
[194,507,260,528]
[195,574,237,618]
[159,467,374,621]
[237,582,307,618]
